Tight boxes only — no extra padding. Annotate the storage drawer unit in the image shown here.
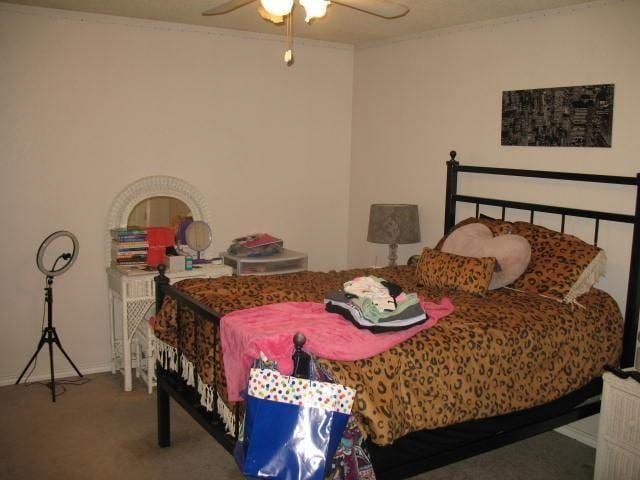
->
[221,249,308,276]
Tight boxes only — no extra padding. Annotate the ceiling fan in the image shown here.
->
[203,0,409,21]
[202,0,410,64]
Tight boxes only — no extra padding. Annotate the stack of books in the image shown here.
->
[111,228,148,266]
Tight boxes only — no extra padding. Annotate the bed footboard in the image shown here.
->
[154,266,312,451]
[155,264,239,449]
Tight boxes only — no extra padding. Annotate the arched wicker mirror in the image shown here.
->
[105,176,213,265]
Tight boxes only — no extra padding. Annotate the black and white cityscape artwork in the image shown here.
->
[501,84,614,147]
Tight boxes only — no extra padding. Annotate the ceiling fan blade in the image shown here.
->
[202,0,257,16]
[332,0,409,19]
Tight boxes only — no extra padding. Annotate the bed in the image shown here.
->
[152,152,640,479]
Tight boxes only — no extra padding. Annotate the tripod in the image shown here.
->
[15,275,83,402]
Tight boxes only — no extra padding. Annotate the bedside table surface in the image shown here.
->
[108,263,232,277]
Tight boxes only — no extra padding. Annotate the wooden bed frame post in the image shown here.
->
[155,264,169,313]
[444,150,459,233]
[622,173,640,367]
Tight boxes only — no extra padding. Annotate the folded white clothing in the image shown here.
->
[343,276,396,312]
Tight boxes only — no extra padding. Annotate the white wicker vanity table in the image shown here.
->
[107,263,232,392]
[106,175,223,392]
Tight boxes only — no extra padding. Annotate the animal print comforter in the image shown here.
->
[153,265,622,446]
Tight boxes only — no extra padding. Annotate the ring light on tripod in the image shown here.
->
[36,231,79,277]
[17,230,83,402]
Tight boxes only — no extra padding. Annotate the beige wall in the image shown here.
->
[0,4,353,383]
[349,0,639,308]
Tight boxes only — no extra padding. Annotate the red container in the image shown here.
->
[146,227,175,248]
[146,246,166,267]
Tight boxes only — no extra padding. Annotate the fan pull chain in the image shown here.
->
[284,12,294,66]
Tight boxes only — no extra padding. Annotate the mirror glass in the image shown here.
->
[127,196,191,229]
[185,221,212,256]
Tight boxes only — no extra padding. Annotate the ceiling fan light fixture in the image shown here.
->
[258,5,285,23]
[299,0,330,23]
[260,0,294,16]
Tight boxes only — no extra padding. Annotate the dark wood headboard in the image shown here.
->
[444,150,640,367]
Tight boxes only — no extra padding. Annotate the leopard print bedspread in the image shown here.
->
[154,266,622,446]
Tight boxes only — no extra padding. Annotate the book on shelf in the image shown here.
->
[112,246,148,254]
[111,263,156,275]
[113,251,148,258]
[114,236,147,243]
[112,246,147,254]
[111,227,147,235]
[116,252,147,259]
[111,240,148,248]
[110,228,147,238]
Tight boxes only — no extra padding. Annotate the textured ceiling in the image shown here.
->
[4,0,597,44]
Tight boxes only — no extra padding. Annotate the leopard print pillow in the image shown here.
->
[435,216,513,250]
[417,247,496,295]
[510,222,604,302]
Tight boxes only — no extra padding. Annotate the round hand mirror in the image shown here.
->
[185,221,212,263]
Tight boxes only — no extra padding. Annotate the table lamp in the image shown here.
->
[367,204,421,267]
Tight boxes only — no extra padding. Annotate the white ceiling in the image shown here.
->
[5,0,597,44]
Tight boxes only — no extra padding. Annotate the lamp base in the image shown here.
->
[388,243,398,267]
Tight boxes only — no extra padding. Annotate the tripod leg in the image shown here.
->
[15,335,46,385]
[51,328,83,378]
[48,333,56,402]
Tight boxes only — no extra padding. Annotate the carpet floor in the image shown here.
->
[0,373,596,480]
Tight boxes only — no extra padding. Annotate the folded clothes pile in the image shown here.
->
[324,276,427,333]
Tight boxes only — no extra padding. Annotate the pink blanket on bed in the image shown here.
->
[221,299,454,402]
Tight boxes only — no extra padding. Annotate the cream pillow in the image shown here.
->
[441,223,531,290]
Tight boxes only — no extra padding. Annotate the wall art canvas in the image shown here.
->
[501,84,614,147]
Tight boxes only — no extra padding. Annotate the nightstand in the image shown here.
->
[106,263,233,392]
[221,249,308,276]
[594,369,640,479]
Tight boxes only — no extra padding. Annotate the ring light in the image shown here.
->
[17,230,83,402]
[36,230,79,277]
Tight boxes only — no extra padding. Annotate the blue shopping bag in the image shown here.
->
[235,361,355,480]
